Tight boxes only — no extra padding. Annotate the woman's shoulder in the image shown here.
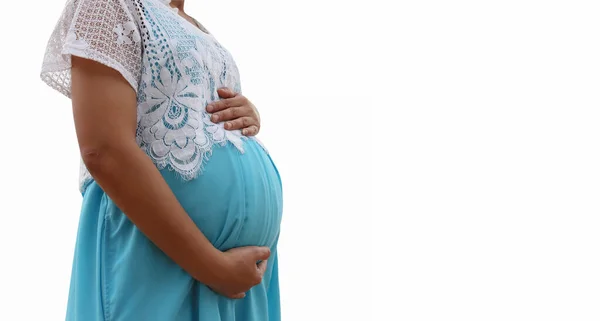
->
[41,0,149,98]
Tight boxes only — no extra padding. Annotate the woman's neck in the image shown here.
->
[170,0,185,11]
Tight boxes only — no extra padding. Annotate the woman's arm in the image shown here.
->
[71,57,269,299]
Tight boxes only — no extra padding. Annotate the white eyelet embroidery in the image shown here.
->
[41,0,265,193]
[64,29,89,53]
[114,22,141,45]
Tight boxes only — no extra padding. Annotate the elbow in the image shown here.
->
[79,134,138,177]
[80,143,125,177]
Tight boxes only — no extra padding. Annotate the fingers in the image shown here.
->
[206,96,244,113]
[206,92,261,137]
[242,125,259,136]
[210,106,248,123]
[250,259,268,286]
[257,259,269,276]
[253,247,271,261]
[208,286,244,299]
[223,117,257,132]
[210,286,246,300]
[217,87,237,99]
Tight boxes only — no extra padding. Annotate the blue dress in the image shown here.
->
[40,0,283,320]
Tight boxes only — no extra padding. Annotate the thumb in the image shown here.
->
[252,246,271,261]
[217,87,236,98]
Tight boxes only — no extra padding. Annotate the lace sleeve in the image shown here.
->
[40,0,143,98]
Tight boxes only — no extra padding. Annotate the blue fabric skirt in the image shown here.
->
[65,140,283,321]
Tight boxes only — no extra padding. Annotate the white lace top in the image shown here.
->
[41,0,265,193]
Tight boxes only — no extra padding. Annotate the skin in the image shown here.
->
[172,0,261,136]
[70,5,268,299]
[210,88,261,136]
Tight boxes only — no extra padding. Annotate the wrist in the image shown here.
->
[192,246,226,284]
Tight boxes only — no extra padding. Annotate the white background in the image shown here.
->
[0,0,376,320]
[3,0,600,320]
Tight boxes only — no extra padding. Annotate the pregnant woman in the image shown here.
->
[40,0,283,320]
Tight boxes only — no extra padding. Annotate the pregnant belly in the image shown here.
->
[162,140,283,251]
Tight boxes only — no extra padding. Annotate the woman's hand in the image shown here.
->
[72,59,268,301]
[206,88,261,136]
[206,246,271,299]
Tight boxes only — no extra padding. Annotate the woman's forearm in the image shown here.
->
[82,141,222,283]
[69,56,272,299]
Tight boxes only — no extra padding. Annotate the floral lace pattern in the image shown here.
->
[41,0,264,193]
[114,22,141,45]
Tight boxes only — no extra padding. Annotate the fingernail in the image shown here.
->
[206,105,213,112]
[242,129,247,135]
[225,122,232,129]
[212,115,219,122]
